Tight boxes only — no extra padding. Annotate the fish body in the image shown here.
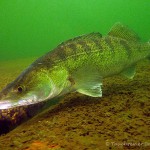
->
[0,23,150,134]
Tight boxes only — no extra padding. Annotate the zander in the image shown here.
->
[0,23,150,133]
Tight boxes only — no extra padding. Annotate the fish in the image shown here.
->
[0,23,150,134]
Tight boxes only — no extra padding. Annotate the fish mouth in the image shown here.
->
[0,95,40,109]
[0,85,58,110]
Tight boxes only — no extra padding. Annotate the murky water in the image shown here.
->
[0,1,150,149]
[0,0,150,61]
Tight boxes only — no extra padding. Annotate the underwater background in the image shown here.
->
[0,0,150,150]
[0,0,150,61]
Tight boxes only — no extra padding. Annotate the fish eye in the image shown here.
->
[17,86,23,93]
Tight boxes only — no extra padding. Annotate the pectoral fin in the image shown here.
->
[121,65,136,79]
[72,67,103,97]
[77,83,102,97]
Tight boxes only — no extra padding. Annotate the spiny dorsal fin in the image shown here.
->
[58,32,102,47]
[82,32,102,39]
[108,22,140,42]
[69,32,102,42]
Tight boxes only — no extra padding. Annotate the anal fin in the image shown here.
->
[121,65,136,79]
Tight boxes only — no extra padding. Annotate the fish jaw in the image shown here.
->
[0,87,48,110]
[0,85,59,109]
[0,94,38,109]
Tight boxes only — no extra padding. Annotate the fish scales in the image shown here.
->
[42,37,129,75]
[35,35,147,78]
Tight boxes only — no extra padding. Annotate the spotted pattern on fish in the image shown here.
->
[93,39,103,51]
[55,46,66,60]
[78,40,90,55]
[120,39,131,58]
[104,36,115,53]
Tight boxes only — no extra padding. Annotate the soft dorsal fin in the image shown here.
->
[82,32,102,40]
[108,22,140,42]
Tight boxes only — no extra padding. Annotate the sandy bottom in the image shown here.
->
[0,58,149,150]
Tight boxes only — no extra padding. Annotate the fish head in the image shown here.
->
[0,67,56,109]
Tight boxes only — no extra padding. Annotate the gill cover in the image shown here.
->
[0,71,53,109]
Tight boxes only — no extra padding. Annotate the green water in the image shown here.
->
[0,0,150,61]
